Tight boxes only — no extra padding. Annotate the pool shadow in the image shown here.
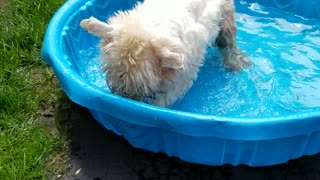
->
[58,101,320,180]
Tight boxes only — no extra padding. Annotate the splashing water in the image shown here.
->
[78,1,320,118]
[78,47,107,89]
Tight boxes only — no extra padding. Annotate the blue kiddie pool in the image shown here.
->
[41,0,320,166]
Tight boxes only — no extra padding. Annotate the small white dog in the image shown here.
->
[80,0,250,107]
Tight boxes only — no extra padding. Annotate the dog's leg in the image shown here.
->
[215,3,250,71]
[80,17,113,39]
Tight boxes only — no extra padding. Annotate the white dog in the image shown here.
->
[80,0,250,107]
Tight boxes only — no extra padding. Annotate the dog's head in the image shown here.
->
[80,16,184,102]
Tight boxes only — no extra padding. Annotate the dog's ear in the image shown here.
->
[80,17,113,39]
[157,48,184,71]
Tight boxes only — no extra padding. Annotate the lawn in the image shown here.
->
[0,0,68,179]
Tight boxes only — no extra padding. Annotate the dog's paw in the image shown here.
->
[80,17,95,31]
[233,48,251,71]
[223,48,251,72]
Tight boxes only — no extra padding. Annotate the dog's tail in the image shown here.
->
[80,17,113,39]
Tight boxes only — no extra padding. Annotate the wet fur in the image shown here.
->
[80,0,250,107]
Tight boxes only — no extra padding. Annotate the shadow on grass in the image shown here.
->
[54,100,320,180]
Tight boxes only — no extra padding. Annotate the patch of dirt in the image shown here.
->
[33,67,71,180]
[39,99,73,180]
[0,0,4,8]
[45,102,73,180]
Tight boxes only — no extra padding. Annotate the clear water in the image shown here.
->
[79,47,107,89]
[78,1,320,117]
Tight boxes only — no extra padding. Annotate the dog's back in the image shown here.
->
[80,0,248,107]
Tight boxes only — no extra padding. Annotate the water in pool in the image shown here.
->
[78,1,320,117]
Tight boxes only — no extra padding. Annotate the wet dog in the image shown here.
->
[80,0,250,107]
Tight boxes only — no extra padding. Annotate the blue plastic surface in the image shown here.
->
[41,0,320,166]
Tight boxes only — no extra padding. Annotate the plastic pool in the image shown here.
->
[41,0,320,166]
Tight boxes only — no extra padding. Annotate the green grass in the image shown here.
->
[0,0,68,179]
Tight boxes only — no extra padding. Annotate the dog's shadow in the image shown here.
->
[56,101,320,180]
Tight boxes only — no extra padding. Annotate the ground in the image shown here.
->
[55,101,320,180]
[0,0,68,179]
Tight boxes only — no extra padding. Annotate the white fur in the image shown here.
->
[81,0,246,107]
[130,0,225,107]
